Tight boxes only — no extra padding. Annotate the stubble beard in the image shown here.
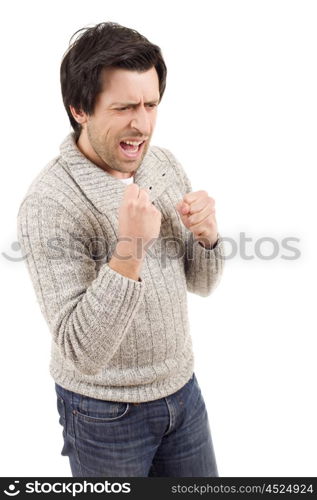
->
[87,123,150,175]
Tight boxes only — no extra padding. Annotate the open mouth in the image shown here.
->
[119,140,146,159]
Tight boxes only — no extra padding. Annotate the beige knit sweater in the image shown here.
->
[16,133,225,402]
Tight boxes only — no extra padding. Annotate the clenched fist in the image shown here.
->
[118,183,162,248]
[109,184,161,280]
[176,190,219,248]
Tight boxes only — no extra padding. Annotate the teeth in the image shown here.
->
[122,140,143,146]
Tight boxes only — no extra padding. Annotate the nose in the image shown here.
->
[130,105,152,137]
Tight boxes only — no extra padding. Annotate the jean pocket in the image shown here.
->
[74,394,130,423]
[56,394,67,435]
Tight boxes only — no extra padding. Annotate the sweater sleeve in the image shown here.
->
[162,148,225,297]
[16,194,145,375]
[184,230,225,297]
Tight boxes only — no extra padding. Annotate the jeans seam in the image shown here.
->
[71,391,84,476]
[163,397,175,436]
[73,402,131,423]
[57,394,68,436]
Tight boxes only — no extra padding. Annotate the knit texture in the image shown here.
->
[17,133,225,402]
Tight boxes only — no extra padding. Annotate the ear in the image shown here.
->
[69,105,88,125]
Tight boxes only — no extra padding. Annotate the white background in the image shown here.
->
[0,0,316,477]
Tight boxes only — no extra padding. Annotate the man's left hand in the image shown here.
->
[176,190,219,248]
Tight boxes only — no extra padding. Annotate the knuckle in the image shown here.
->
[154,208,161,218]
[209,199,215,208]
[139,188,149,198]
[127,199,136,209]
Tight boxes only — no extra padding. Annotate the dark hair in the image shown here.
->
[60,22,167,140]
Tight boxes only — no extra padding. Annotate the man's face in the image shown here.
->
[74,66,160,177]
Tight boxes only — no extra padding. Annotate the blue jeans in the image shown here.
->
[55,372,219,477]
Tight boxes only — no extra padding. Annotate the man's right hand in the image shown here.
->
[108,183,162,280]
[119,183,161,246]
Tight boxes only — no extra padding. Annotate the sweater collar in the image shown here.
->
[59,132,170,214]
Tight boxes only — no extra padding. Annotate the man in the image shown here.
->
[17,21,225,477]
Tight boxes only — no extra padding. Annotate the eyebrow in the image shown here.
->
[109,99,160,107]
